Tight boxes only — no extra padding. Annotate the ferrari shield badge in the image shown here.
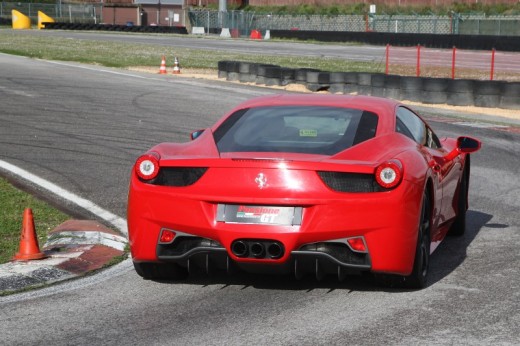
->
[255,173,268,189]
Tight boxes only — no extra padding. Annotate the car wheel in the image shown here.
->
[405,191,431,289]
[133,262,188,281]
[448,168,468,237]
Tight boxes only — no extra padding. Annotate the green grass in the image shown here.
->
[0,30,384,73]
[0,177,69,264]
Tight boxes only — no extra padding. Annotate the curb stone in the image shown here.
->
[0,220,127,295]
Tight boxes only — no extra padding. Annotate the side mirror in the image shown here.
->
[445,136,481,161]
[457,136,481,153]
[190,129,205,141]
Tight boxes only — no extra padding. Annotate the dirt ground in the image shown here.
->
[128,67,520,123]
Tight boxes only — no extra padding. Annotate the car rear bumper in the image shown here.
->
[128,175,423,276]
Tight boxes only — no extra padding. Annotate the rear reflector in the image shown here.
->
[346,237,368,253]
[159,229,176,244]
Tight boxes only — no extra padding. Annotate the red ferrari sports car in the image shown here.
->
[127,94,481,288]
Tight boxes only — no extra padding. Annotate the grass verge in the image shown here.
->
[0,177,69,264]
[0,30,385,73]
[1,30,517,81]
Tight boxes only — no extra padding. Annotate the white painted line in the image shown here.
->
[40,59,268,96]
[0,159,128,237]
[452,121,509,129]
[43,60,150,80]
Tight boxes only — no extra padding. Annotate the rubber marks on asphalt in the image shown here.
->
[428,117,520,134]
[0,159,128,236]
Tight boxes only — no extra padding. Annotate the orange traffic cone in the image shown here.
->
[159,56,167,74]
[12,208,47,261]
[172,57,181,74]
[249,30,262,40]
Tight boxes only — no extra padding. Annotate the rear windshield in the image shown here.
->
[214,106,378,155]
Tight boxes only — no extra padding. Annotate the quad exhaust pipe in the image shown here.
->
[231,239,284,259]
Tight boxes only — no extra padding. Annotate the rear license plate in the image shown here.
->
[216,204,302,226]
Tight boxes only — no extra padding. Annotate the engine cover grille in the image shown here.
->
[317,171,387,193]
[144,167,208,186]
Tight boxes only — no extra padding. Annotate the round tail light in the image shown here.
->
[135,152,160,180]
[375,160,403,189]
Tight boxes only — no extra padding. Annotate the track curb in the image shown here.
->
[0,220,127,296]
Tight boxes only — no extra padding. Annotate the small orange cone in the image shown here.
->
[172,57,181,74]
[12,208,47,261]
[249,30,262,40]
[159,56,167,74]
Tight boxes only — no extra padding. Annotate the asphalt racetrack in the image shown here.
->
[0,51,519,345]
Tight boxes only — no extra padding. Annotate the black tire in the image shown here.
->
[422,90,447,104]
[217,60,229,72]
[400,76,422,91]
[371,86,384,97]
[502,82,520,96]
[280,68,295,86]
[447,79,474,93]
[344,72,358,84]
[133,262,188,281]
[357,73,372,86]
[329,84,345,94]
[423,78,449,92]
[329,72,345,83]
[295,68,320,83]
[317,72,330,84]
[384,87,401,100]
[384,75,401,89]
[400,77,423,102]
[447,92,474,106]
[226,61,240,73]
[405,192,431,289]
[448,166,468,236]
[306,71,320,84]
[474,81,503,95]
[370,73,385,87]
[265,66,281,78]
[500,82,520,109]
[500,96,520,110]
[238,62,250,74]
[474,94,501,108]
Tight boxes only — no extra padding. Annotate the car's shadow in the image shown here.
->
[427,210,495,285]
[154,210,494,292]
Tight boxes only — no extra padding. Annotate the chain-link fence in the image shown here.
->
[459,15,520,36]
[189,10,520,36]
[0,2,102,24]
[2,4,519,36]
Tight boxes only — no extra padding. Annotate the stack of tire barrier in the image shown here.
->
[42,22,188,34]
[217,60,520,110]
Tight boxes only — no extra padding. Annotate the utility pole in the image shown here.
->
[219,0,227,12]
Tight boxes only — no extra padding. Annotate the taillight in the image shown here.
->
[135,152,160,181]
[375,160,403,189]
